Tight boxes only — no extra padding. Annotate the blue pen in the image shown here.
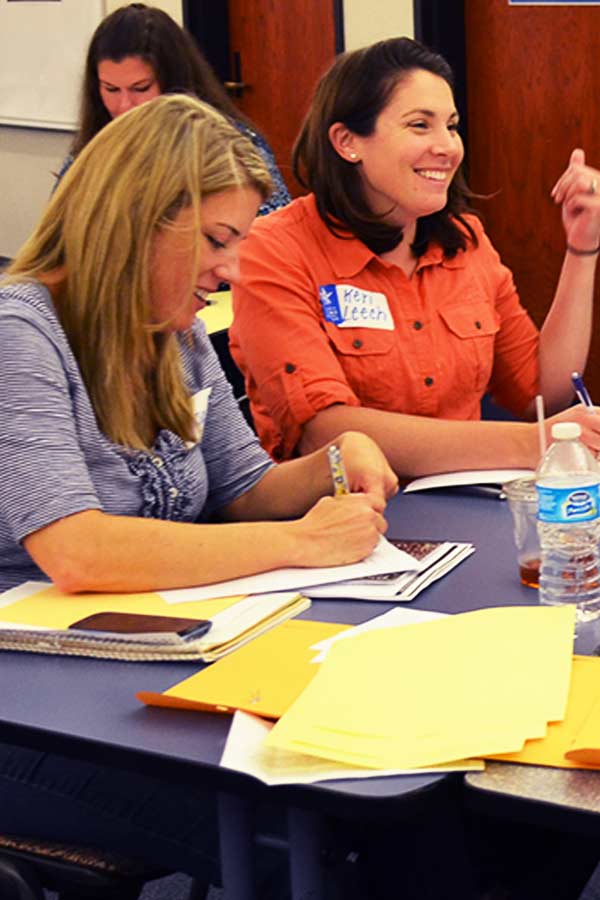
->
[571,371,596,412]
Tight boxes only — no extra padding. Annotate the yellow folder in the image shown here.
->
[137,618,349,719]
[490,655,600,770]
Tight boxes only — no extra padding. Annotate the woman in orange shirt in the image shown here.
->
[231,37,600,477]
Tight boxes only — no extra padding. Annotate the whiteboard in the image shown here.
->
[0,0,106,130]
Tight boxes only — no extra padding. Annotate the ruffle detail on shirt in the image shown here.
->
[125,430,193,521]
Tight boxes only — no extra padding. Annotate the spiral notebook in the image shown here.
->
[0,582,310,662]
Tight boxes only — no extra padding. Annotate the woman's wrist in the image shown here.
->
[566,243,600,256]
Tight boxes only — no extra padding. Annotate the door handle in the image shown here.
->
[226,51,246,98]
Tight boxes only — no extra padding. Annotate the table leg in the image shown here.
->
[217,792,256,900]
[287,806,324,900]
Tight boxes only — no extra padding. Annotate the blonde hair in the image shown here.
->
[7,94,271,450]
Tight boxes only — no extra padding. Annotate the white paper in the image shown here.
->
[220,710,482,785]
[306,543,474,601]
[158,536,420,605]
[309,607,446,662]
[403,469,534,493]
[0,581,51,610]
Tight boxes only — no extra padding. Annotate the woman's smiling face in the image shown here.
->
[149,187,261,332]
[346,68,464,230]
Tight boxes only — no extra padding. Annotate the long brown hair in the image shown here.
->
[72,3,250,156]
[293,37,478,257]
[8,95,270,450]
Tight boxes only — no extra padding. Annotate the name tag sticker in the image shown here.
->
[187,387,212,447]
[319,284,394,330]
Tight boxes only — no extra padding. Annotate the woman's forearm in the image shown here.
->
[23,490,387,594]
[299,405,539,479]
[538,250,597,412]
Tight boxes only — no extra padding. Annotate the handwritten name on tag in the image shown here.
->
[319,284,394,330]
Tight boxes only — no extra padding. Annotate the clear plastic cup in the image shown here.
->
[503,477,539,588]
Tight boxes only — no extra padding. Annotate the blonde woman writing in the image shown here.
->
[0,94,396,595]
[0,93,396,890]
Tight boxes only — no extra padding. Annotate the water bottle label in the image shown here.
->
[537,484,600,523]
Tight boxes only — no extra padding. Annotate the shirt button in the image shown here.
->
[169,487,179,498]
[352,339,363,349]
[413,321,423,330]
[284,363,296,374]
[474,320,482,329]
[152,455,163,468]
[424,376,434,387]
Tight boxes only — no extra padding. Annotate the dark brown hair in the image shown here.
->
[72,3,249,155]
[293,37,477,257]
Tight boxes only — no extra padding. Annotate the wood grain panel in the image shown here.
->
[464,0,600,399]
[228,0,338,196]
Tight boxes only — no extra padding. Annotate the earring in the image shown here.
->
[350,152,358,161]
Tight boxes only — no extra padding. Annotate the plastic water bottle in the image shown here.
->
[536,422,600,651]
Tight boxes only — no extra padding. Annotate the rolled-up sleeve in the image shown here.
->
[230,217,360,460]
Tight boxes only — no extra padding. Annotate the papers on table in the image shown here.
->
[157,536,419,604]
[265,606,576,770]
[220,710,483,786]
[306,539,474,602]
[404,469,534,494]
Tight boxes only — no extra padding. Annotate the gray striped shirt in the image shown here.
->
[0,281,273,591]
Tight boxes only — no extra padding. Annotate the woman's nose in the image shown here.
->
[116,92,135,116]
[432,128,458,155]
[215,256,241,286]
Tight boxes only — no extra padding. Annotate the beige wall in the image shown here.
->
[0,0,411,258]
[0,0,183,259]
[344,0,414,50]
[105,0,181,23]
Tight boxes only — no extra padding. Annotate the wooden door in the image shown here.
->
[227,0,340,195]
[464,0,600,400]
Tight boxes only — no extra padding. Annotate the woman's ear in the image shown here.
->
[328,122,360,163]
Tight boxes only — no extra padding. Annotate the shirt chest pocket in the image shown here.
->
[437,302,500,394]
[323,321,397,357]
[322,321,398,408]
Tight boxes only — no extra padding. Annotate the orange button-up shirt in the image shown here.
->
[230,194,539,461]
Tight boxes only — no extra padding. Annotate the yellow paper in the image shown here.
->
[266,606,575,770]
[221,711,484,787]
[197,290,232,334]
[0,585,245,630]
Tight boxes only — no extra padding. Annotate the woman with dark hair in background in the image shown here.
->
[230,37,600,477]
[56,2,291,215]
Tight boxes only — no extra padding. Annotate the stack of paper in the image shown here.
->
[264,606,576,770]
[306,540,474,601]
[155,536,418,604]
[220,710,484,786]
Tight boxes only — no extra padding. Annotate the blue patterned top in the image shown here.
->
[0,281,274,591]
[55,118,291,216]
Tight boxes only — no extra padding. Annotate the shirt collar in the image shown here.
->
[309,195,378,278]
[311,196,468,277]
